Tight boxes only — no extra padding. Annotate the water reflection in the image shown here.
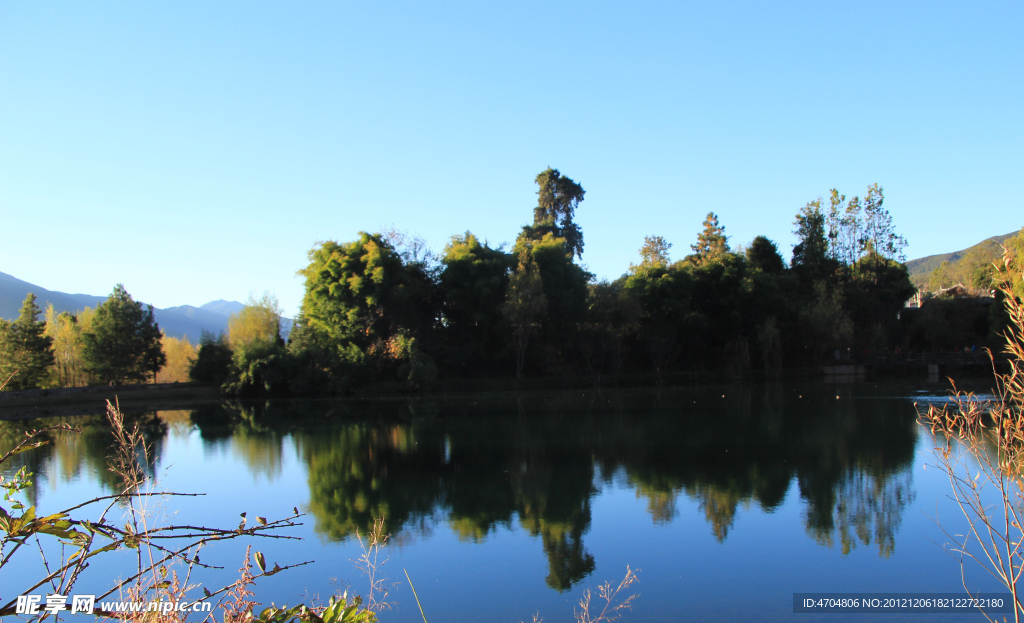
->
[0,384,919,591]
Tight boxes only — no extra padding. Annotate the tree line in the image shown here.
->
[189,169,928,395]
[0,285,174,390]
[10,168,1003,395]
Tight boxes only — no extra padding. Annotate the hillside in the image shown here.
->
[0,271,235,343]
[907,231,1021,291]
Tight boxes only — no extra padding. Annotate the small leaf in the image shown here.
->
[203,587,212,597]
[257,516,267,526]
[293,506,298,515]
[10,441,48,455]
[255,551,266,573]
[240,512,247,519]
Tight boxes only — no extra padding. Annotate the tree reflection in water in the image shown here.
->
[0,384,919,591]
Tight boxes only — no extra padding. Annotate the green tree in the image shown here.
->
[190,330,233,386]
[800,281,853,364]
[438,232,514,374]
[1003,229,1024,299]
[745,236,785,275]
[503,247,547,378]
[623,263,692,381]
[632,235,672,271]
[846,251,916,348]
[862,184,906,263]
[0,293,55,390]
[516,233,591,368]
[690,212,729,266]
[792,200,838,283]
[82,284,166,384]
[577,280,639,382]
[523,168,586,259]
[297,232,437,383]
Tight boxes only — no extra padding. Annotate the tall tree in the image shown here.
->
[83,285,166,384]
[525,168,586,259]
[503,247,547,378]
[862,184,907,262]
[690,212,729,266]
[44,305,88,388]
[792,200,836,282]
[438,232,514,373]
[633,235,672,271]
[0,293,55,390]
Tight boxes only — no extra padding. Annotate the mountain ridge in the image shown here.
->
[906,230,1021,290]
[0,271,241,343]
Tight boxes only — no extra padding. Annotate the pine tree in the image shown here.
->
[690,212,729,266]
[525,168,586,260]
[0,293,55,390]
[83,285,166,384]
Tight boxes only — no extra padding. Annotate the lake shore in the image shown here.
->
[0,382,220,421]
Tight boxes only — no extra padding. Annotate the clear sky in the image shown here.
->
[2,1,1020,317]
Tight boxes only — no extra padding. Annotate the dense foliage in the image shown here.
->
[0,294,54,390]
[10,173,1000,395]
[83,285,166,384]
[188,175,934,395]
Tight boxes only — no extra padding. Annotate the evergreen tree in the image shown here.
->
[0,293,55,390]
[83,284,166,384]
[523,168,586,259]
[690,212,729,266]
[792,200,837,282]
[189,330,233,386]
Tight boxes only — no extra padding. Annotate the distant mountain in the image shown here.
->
[0,271,238,343]
[196,299,291,340]
[0,272,107,319]
[200,299,246,317]
[907,231,1020,291]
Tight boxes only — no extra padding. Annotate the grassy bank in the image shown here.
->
[0,381,220,420]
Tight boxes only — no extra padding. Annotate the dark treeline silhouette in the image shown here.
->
[190,170,938,395]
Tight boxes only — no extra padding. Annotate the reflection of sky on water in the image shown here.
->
[0,386,1013,622]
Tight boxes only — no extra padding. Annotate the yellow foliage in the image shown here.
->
[156,335,196,383]
[228,293,281,352]
[43,304,91,388]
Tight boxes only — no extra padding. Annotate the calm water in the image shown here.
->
[0,383,1010,621]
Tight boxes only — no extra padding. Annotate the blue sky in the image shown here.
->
[2,1,1020,318]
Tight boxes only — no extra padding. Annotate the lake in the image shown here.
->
[0,381,1011,621]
